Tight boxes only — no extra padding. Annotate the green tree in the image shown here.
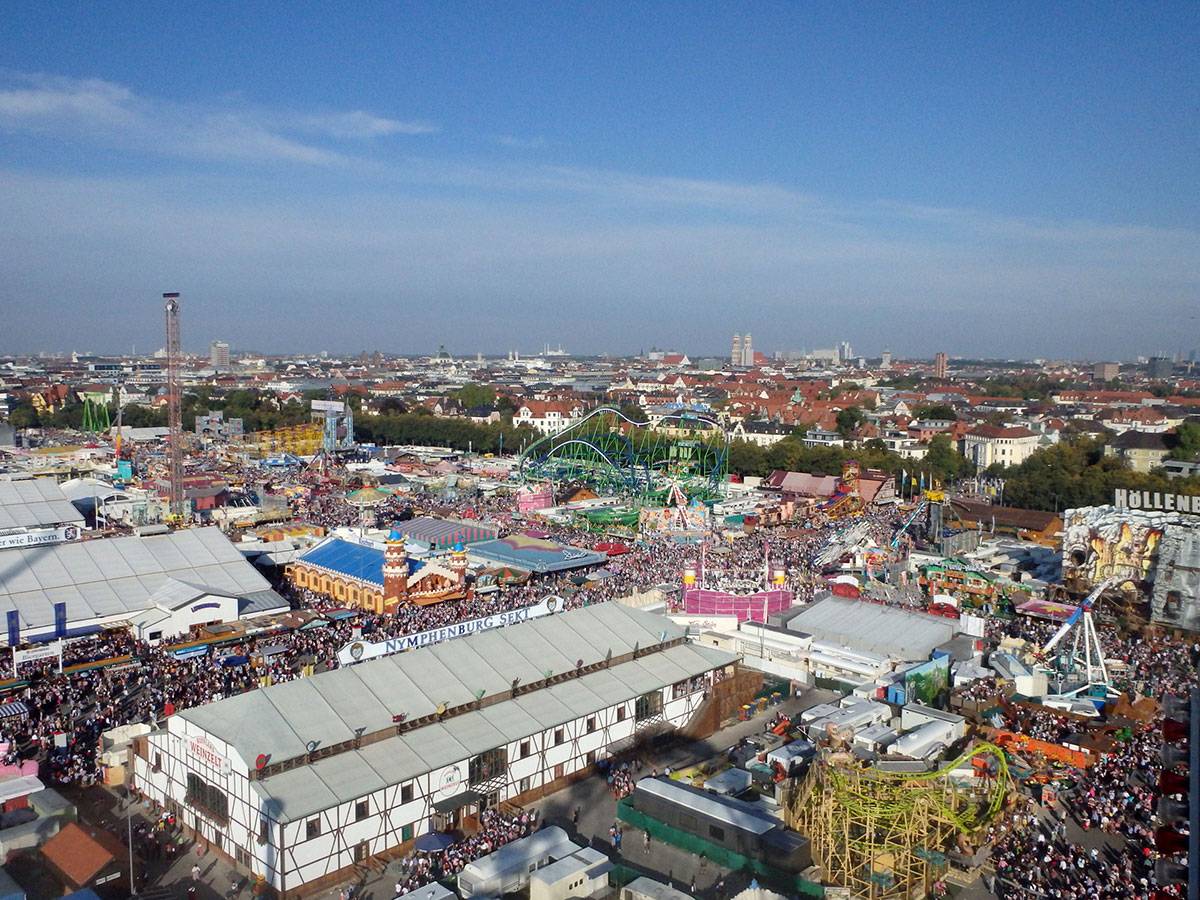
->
[353,411,539,455]
[922,434,973,482]
[1171,422,1200,460]
[8,402,40,428]
[991,437,1200,512]
[456,383,496,409]
[620,403,648,424]
[911,404,958,421]
[835,406,866,438]
[727,439,767,478]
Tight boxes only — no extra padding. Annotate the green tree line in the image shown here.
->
[986,438,1200,512]
[355,412,540,454]
[727,432,973,484]
[727,430,1200,513]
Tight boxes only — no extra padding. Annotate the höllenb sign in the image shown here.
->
[1113,489,1200,514]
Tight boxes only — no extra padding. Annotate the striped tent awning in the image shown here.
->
[394,516,500,549]
[0,701,29,719]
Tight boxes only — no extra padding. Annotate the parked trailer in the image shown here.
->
[798,703,840,726]
[803,701,889,741]
[891,719,954,761]
[622,777,811,874]
[457,826,580,899]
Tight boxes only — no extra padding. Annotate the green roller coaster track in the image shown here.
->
[518,407,728,500]
[820,740,1012,834]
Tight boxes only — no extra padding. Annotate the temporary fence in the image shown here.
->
[616,798,824,898]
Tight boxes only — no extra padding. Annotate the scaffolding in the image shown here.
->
[785,743,1011,899]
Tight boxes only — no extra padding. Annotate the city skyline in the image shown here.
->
[1,3,1197,358]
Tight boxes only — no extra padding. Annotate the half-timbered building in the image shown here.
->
[132,603,740,898]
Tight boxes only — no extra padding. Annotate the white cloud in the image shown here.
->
[492,134,548,150]
[0,74,141,130]
[188,115,347,166]
[292,110,438,139]
[0,71,436,165]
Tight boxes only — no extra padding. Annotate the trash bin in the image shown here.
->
[738,705,752,721]
[756,697,769,713]
[770,691,782,706]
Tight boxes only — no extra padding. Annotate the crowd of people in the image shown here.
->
[976,605,1199,898]
[6,456,1199,899]
[0,482,896,792]
[392,808,538,895]
[991,807,1158,900]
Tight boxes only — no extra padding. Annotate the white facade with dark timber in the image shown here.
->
[132,604,740,898]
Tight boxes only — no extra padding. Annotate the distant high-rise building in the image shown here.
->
[209,340,230,369]
[934,352,948,380]
[731,334,742,365]
[881,348,892,369]
[839,340,853,362]
[1149,356,1173,379]
[742,333,754,366]
[1093,362,1119,382]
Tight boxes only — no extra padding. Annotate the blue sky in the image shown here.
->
[1,2,1197,360]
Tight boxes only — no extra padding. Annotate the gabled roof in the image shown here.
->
[41,823,127,887]
[297,537,435,587]
[1109,430,1177,451]
[394,517,499,548]
[784,595,955,660]
[469,534,608,573]
[148,577,239,611]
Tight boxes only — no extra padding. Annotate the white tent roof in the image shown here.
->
[0,478,85,530]
[785,595,957,660]
[0,527,282,636]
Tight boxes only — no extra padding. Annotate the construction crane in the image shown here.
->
[164,292,184,522]
[1041,576,1120,698]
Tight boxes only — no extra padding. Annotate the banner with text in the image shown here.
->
[336,596,565,666]
[13,640,64,667]
[0,526,81,551]
[1113,489,1200,515]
